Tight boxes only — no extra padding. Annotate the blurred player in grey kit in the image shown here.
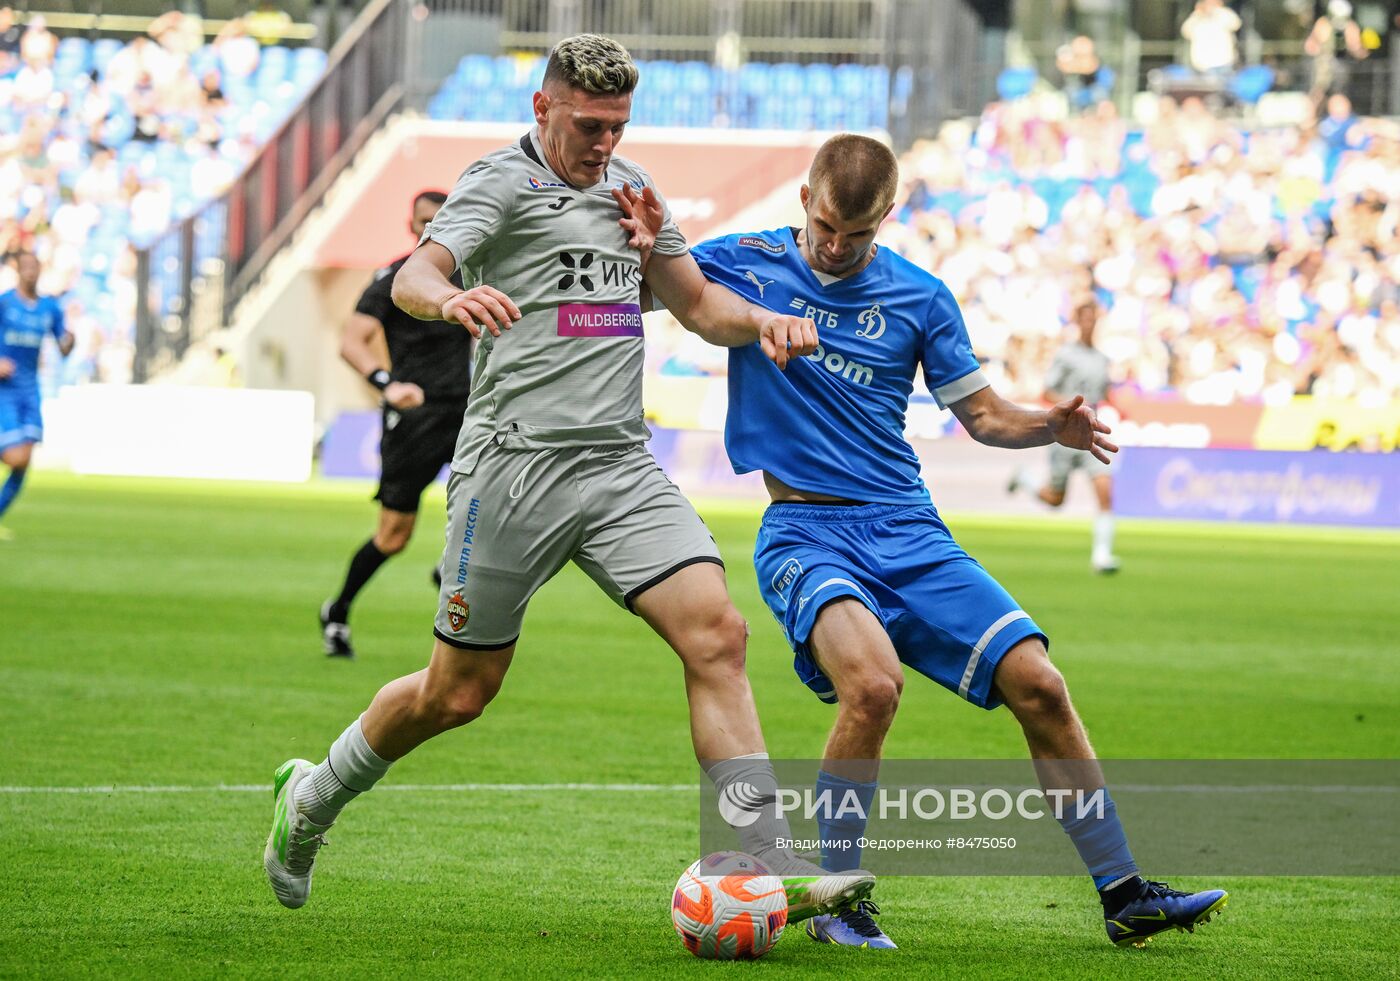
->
[1010,298,1119,572]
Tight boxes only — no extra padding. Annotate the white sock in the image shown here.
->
[1010,464,1037,494]
[1093,513,1115,556]
[293,715,391,826]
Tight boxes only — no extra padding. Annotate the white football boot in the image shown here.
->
[263,758,332,909]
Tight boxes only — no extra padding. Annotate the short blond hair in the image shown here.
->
[543,34,638,95]
[808,134,899,220]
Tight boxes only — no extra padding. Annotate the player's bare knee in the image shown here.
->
[375,531,410,556]
[375,515,416,555]
[680,606,748,677]
[425,681,492,730]
[842,672,902,727]
[1012,662,1072,723]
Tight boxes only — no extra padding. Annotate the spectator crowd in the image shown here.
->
[0,8,322,390]
[880,90,1399,408]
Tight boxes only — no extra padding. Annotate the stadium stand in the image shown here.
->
[8,12,1397,415]
[880,93,1400,407]
[427,53,890,131]
[0,14,327,391]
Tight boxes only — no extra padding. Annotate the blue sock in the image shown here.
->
[1053,788,1139,890]
[814,770,877,872]
[0,468,24,520]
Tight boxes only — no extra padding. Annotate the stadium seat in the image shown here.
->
[995,66,1038,101]
[92,37,122,73]
[1229,65,1275,105]
[805,63,836,98]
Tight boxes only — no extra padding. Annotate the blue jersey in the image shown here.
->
[691,227,987,505]
[0,290,65,387]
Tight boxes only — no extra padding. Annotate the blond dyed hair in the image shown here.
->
[543,34,639,95]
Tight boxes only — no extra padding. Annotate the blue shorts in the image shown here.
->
[754,502,1047,710]
[0,384,42,453]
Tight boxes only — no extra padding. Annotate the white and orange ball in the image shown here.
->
[671,851,788,960]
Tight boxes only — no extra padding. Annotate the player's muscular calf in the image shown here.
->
[632,562,766,763]
[992,638,1096,761]
[361,639,516,760]
[372,508,417,556]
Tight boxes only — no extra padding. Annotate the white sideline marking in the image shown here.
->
[1,783,1393,795]
[0,782,695,794]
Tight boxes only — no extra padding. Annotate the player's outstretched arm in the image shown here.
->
[950,387,1119,463]
[645,251,817,369]
[392,241,521,339]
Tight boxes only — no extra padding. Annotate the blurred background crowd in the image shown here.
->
[2,0,1398,414]
[0,5,322,389]
[883,92,1400,407]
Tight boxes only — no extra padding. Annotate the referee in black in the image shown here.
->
[320,190,470,658]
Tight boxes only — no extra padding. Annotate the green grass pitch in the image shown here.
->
[2,473,1398,978]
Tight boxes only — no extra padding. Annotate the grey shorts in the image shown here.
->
[433,441,722,650]
[1048,442,1115,493]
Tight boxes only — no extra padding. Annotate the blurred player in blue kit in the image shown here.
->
[0,252,73,538]
[667,134,1227,950]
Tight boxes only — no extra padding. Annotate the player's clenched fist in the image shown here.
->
[758,315,818,370]
[441,286,522,339]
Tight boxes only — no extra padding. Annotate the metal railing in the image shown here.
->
[417,0,891,63]
[133,0,407,382]
[1019,35,1400,118]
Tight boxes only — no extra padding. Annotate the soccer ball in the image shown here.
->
[670,851,787,959]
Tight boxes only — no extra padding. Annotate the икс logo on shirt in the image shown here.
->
[554,252,641,294]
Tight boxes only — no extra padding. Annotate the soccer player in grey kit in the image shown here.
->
[264,33,875,922]
[1011,298,1120,572]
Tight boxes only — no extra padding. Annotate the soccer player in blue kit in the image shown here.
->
[683,135,1228,950]
[0,252,73,537]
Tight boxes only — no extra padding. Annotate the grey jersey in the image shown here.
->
[1044,342,1111,405]
[422,128,689,473]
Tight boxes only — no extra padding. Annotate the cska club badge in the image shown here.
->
[447,592,470,631]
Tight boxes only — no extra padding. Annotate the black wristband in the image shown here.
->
[366,368,391,391]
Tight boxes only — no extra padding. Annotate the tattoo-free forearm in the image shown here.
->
[391,247,463,321]
[954,390,1055,448]
[673,280,766,347]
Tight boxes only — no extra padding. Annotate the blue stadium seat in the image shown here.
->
[805,63,835,97]
[834,62,866,96]
[678,61,713,98]
[995,66,1037,101]
[92,37,122,73]
[294,47,327,71]
[646,60,680,94]
[190,47,218,77]
[1230,65,1275,105]
[455,53,494,89]
[738,62,770,96]
[771,62,804,97]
